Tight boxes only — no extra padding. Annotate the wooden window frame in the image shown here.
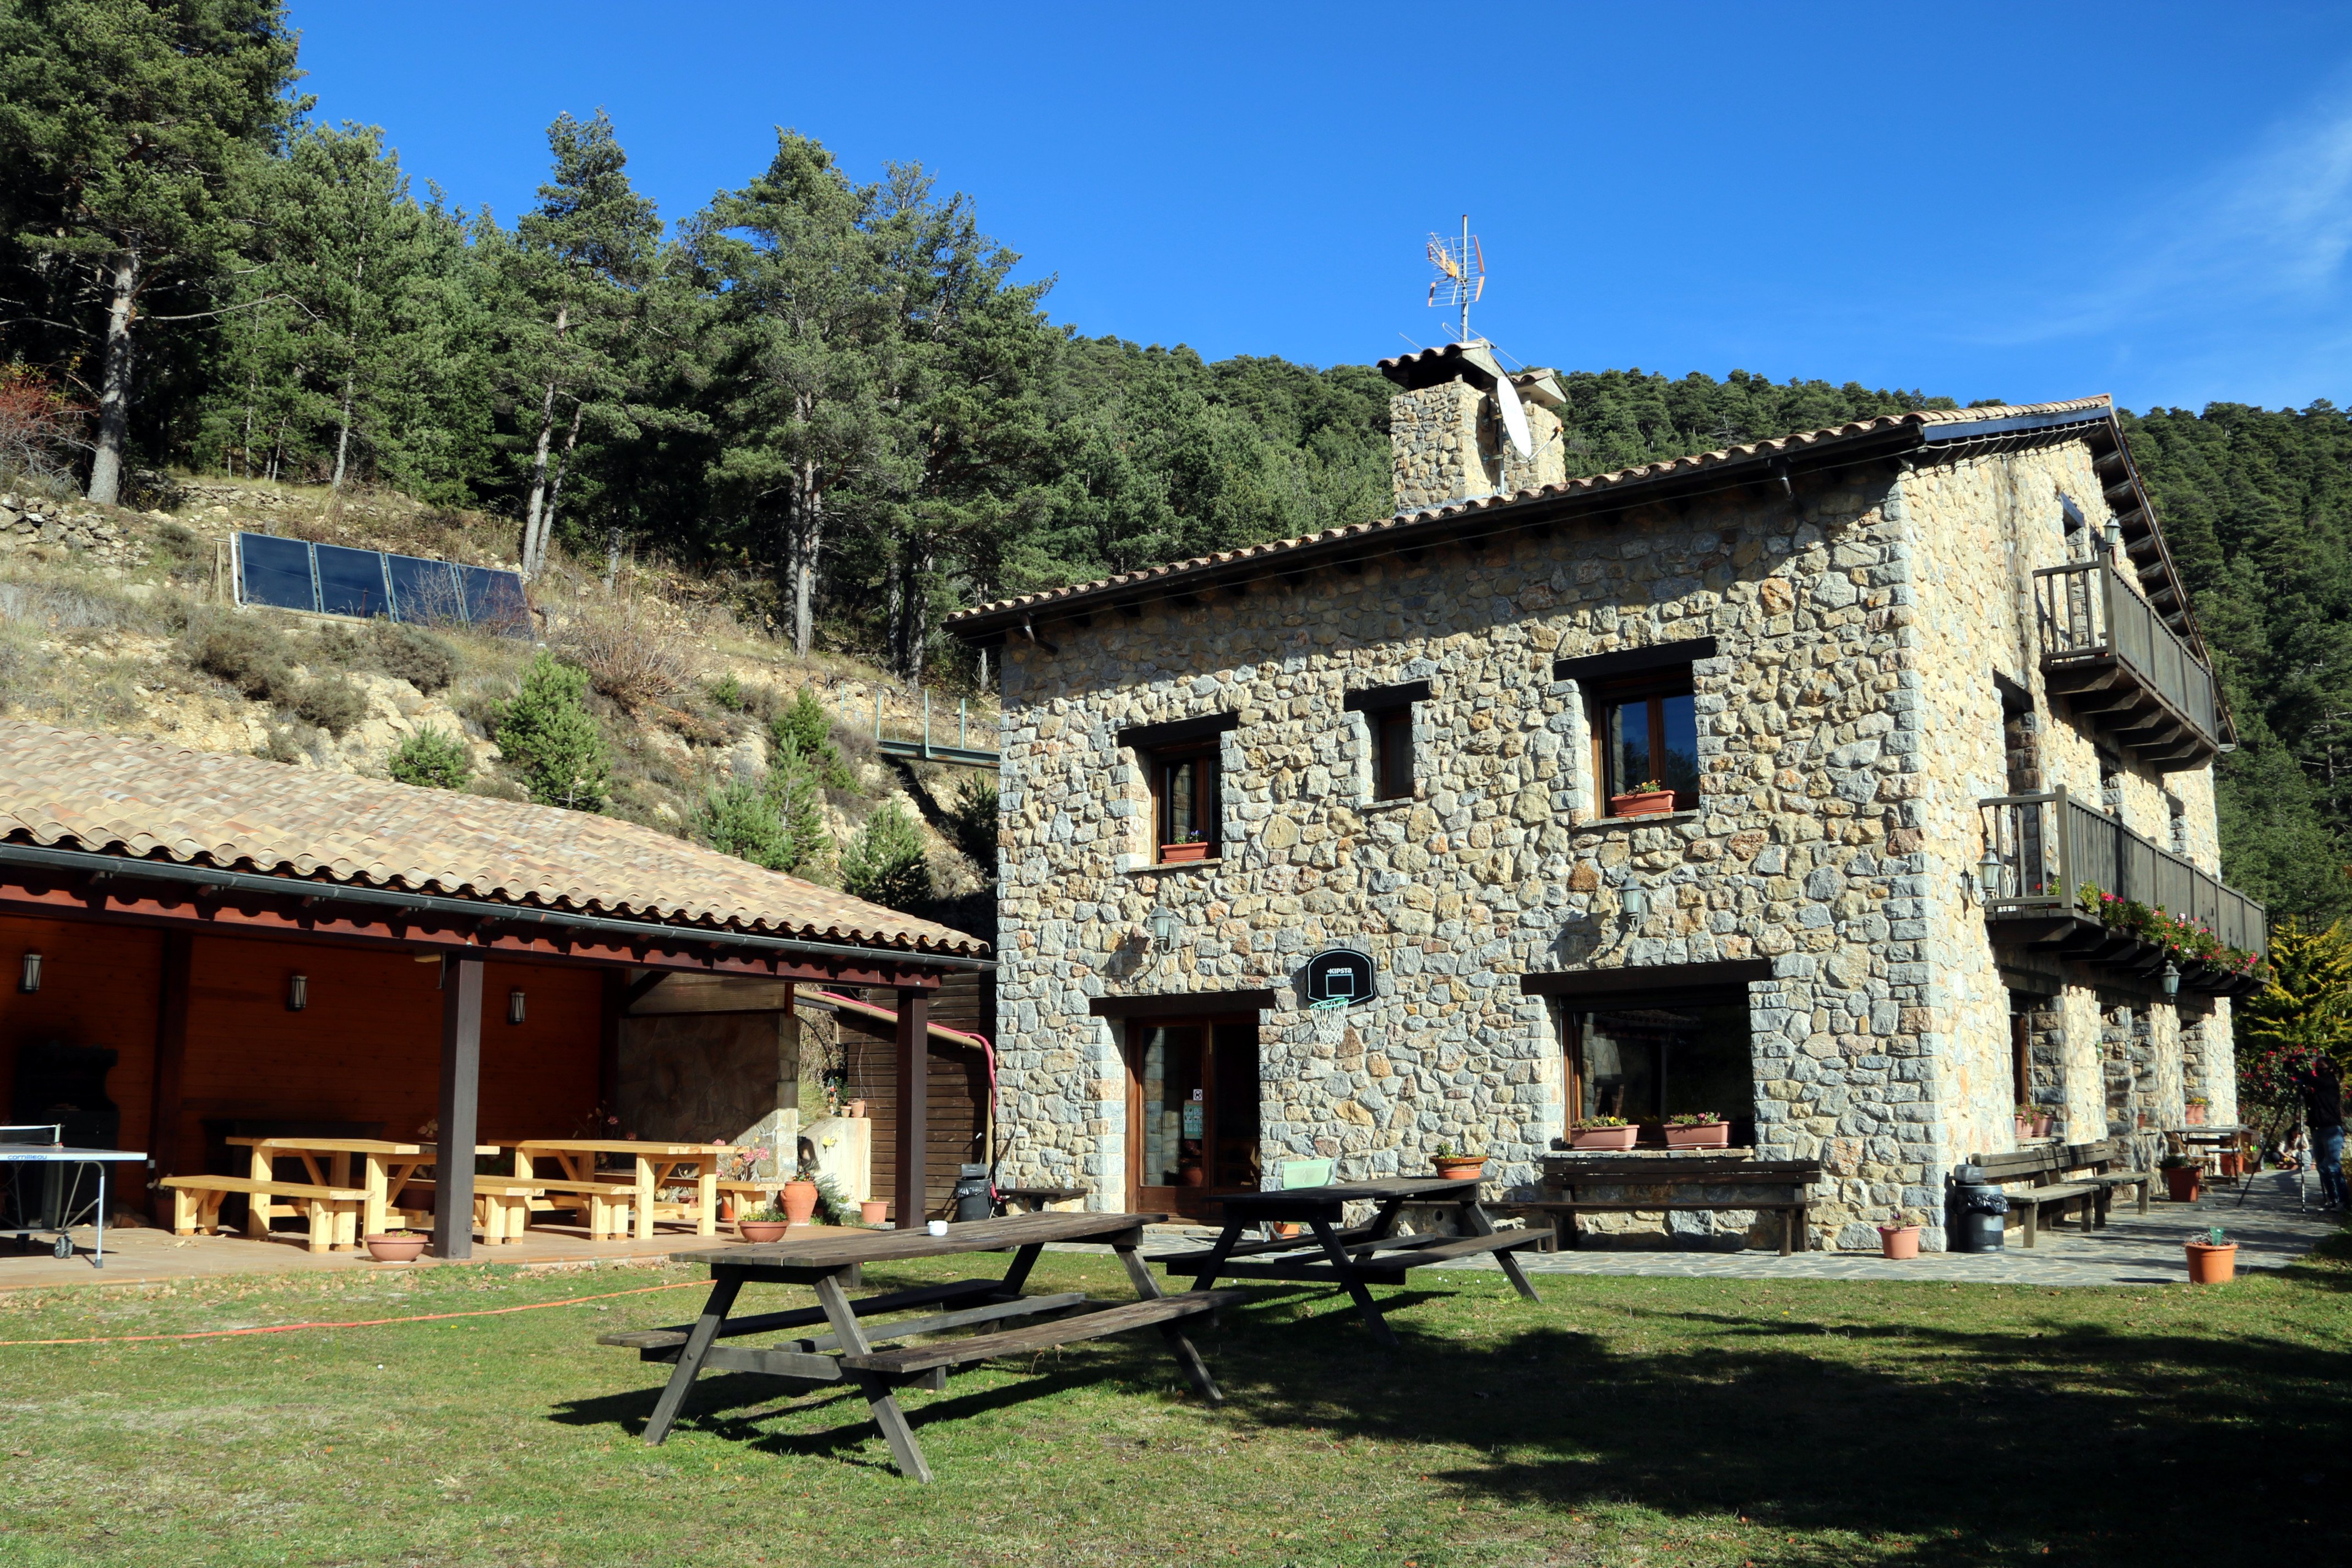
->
[1588,666,1698,812]
[1147,742,1220,861]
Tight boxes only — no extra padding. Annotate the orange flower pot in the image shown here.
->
[1879,1225,1921,1261]
[2163,1167,2202,1204]
[1432,1157,1486,1181]
[2184,1241,2236,1284]
[1608,790,1676,819]
[782,1180,820,1224]
[1571,1126,1638,1150]
[1161,842,1210,863]
[1665,1123,1730,1148]
[737,1219,788,1244]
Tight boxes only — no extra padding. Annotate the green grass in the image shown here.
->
[2,1238,2347,1567]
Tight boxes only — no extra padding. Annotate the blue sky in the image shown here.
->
[296,2,2352,414]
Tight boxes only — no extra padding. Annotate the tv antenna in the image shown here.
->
[1426,215,1484,344]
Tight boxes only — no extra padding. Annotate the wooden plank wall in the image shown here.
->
[840,1017,988,1221]
[0,915,165,1151]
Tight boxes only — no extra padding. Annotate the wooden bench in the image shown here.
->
[1523,1156,1823,1255]
[1963,1141,2151,1246]
[160,1174,366,1254]
[998,1185,1087,1215]
[837,1291,1246,1383]
[399,1177,640,1242]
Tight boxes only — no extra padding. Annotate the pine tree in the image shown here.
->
[2238,916,2352,1069]
[0,0,302,504]
[840,799,930,910]
[768,687,851,790]
[498,650,608,810]
[696,775,790,869]
[761,733,833,878]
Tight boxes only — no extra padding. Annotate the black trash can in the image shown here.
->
[1947,1164,2010,1253]
[952,1163,993,1223]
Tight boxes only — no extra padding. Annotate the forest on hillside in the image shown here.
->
[2,3,2349,923]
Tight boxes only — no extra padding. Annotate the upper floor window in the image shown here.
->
[1344,679,1431,803]
[1116,711,1240,864]
[1555,638,1714,818]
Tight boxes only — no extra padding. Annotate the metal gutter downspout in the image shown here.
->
[0,841,993,973]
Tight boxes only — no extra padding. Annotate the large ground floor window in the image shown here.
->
[1567,1004,1756,1145]
[1126,1015,1260,1219]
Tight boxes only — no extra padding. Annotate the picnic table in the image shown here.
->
[513,1140,742,1242]
[602,1211,1238,1482]
[1,1127,146,1267]
[2165,1124,2252,1179]
[228,1136,497,1242]
[1155,1176,1545,1347]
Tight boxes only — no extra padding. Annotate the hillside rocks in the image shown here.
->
[0,493,148,568]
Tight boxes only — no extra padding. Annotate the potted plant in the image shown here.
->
[782,1174,821,1225]
[859,1199,889,1226]
[363,1232,428,1262]
[2160,1152,2202,1205]
[1431,1142,1486,1180]
[2184,1224,2235,1284]
[1161,829,1211,863]
[1877,1208,1923,1261]
[1570,1116,1638,1151]
[2013,1103,2055,1140]
[737,1200,790,1244]
[2184,1097,2209,1126]
[1664,1112,1730,1148]
[1608,778,1676,819]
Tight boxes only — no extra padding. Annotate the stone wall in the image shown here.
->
[990,430,2236,1249]
[1388,379,1567,511]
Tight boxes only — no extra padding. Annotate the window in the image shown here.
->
[1115,711,1240,865]
[1566,1004,1755,1143]
[1343,679,1430,803]
[1593,672,1700,810]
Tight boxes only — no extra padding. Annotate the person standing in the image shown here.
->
[2301,1057,2346,1210]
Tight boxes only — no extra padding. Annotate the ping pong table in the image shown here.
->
[2,1126,149,1268]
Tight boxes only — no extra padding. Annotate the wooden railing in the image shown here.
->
[2034,557,2219,742]
[1978,787,2266,956]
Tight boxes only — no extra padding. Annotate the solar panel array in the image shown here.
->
[234,533,528,632]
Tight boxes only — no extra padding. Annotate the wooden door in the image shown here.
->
[1126,1016,1259,1219]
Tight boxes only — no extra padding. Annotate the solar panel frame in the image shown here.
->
[314,542,394,619]
[235,533,320,613]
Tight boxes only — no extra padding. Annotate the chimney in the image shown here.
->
[1378,342,1566,513]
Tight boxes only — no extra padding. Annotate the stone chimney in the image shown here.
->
[1378,342,1567,513]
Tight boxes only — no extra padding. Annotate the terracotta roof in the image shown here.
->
[944,396,2117,634]
[0,719,982,956]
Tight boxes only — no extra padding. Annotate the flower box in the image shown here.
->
[1607,789,1676,819]
[1432,1157,1486,1181]
[1570,1126,1638,1150]
[1664,1121,1730,1148]
[1161,841,1210,863]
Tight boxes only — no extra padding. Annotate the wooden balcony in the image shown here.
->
[2034,557,2219,771]
[1978,788,2266,995]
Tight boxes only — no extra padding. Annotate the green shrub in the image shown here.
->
[709,673,744,711]
[367,621,456,694]
[771,688,856,791]
[291,674,366,736]
[840,799,931,911]
[499,650,609,810]
[388,727,471,790]
[696,776,791,868]
[193,622,293,701]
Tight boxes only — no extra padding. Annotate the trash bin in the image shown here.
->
[1947,1164,2010,1252]
[952,1163,993,1223]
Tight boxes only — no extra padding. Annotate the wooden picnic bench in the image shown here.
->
[997,1184,1088,1214]
[160,1174,364,1254]
[603,1211,1237,1482]
[1155,1175,1545,1348]
[1962,1139,2150,1246]
[398,1176,639,1243]
[1518,1155,1823,1255]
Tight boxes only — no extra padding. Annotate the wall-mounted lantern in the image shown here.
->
[1150,907,1178,945]
[287,973,308,1012]
[2103,519,2124,557]
[508,988,527,1025]
[1977,845,2005,903]
[18,952,41,993]
[1620,886,1645,918]
[2160,960,2180,999]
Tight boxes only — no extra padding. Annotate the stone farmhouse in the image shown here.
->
[945,344,2264,1249]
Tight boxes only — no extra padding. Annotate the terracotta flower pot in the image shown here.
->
[2217,1151,2245,1179]
[847,1099,867,1119]
[718,1194,737,1223]
[363,1233,427,1263]
[1161,841,1210,863]
[1432,1157,1485,1180]
[2185,1104,2207,1126]
[2163,1166,2202,1204]
[1571,1126,1639,1150]
[1879,1224,1921,1261]
[2184,1240,2236,1284]
[1608,789,1676,819]
[737,1219,788,1244]
[1665,1122,1730,1148]
[782,1180,820,1224]
[2033,1114,2055,1138]
[859,1199,889,1226]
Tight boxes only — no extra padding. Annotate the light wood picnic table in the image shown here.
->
[1157,1175,1545,1347]
[511,1140,742,1242]
[604,1211,1238,1481]
[228,1136,497,1242]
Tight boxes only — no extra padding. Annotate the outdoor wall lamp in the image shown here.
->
[18,952,40,993]
[1977,845,2005,902]
[1620,886,1645,918]
[508,988,527,1025]
[2161,960,2181,999]
[286,973,308,1012]
[1151,907,1178,944]
[2103,519,2124,556]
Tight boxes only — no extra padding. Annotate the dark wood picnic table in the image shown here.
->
[601,1211,1239,1482]
[1155,1176,1545,1348]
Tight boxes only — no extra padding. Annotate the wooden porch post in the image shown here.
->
[145,932,193,1223]
[433,957,484,1259]
[894,986,928,1227]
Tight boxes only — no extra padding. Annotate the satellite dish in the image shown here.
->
[1492,374,1533,461]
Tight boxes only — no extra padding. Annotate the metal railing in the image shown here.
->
[2034,556,2218,742]
[1979,787,2266,956]
[854,689,999,769]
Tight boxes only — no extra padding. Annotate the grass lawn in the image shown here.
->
[1,1237,2346,1567]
